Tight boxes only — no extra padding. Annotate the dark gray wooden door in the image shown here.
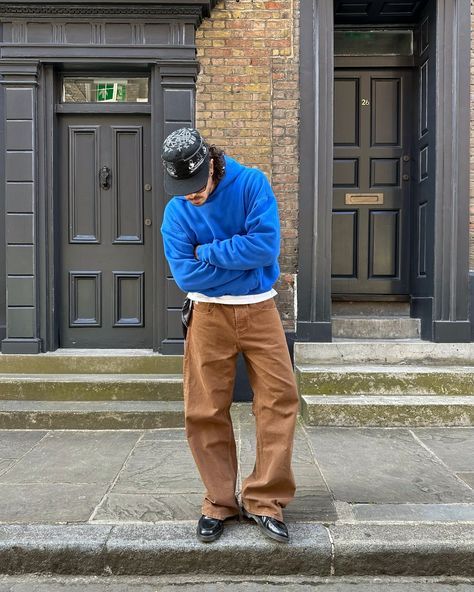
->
[332,69,412,295]
[59,115,153,347]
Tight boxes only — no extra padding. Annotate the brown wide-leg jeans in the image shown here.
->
[183,297,300,522]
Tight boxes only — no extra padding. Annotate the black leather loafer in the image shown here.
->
[197,513,239,543]
[197,514,223,542]
[242,507,289,543]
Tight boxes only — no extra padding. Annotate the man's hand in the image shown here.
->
[193,245,200,260]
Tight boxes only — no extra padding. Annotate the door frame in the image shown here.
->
[36,61,199,353]
[0,1,207,354]
[297,0,471,343]
[45,66,155,351]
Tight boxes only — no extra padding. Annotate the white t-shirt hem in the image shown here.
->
[187,288,277,305]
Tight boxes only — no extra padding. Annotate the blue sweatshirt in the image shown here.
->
[160,155,280,297]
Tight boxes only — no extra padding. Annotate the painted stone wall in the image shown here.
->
[195,0,299,332]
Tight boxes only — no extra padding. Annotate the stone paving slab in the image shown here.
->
[111,438,204,495]
[458,473,474,488]
[285,489,337,522]
[0,483,110,523]
[140,428,187,441]
[92,492,203,522]
[303,426,474,504]
[0,431,47,458]
[0,431,140,485]
[0,461,14,477]
[411,428,474,471]
[0,407,472,524]
[351,503,474,522]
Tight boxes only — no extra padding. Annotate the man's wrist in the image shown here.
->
[194,245,200,259]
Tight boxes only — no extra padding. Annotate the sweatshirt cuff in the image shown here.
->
[196,243,210,263]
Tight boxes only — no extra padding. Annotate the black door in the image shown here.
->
[59,115,153,347]
[332,69,413,295]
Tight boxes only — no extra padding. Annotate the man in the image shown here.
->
[160,128,299,544]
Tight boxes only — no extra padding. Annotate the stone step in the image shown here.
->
[294,341,474,366]
[0,351,183,374]
[0,400,184,429]
[296,365,474,395]
[331,300,410,316]
[0,374,183,401]
[331,317,421,339]
[300,394,474,426]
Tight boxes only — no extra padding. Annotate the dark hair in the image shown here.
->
[208,144,226,184]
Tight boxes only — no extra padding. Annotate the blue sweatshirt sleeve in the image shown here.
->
[160,204,252,293]
[196,172,280,271]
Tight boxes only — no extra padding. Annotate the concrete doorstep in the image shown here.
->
[0,404,473,577]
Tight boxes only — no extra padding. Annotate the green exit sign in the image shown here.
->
[96,82,126,102]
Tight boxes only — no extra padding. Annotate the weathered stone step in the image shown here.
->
[0,352,183,374]
[0,400,184,429]
[331,317,420,339]
[0,374,183,401]
[296,365,474,395]
[301,395,474,426]
[294,341,474,366]
[331,300,410,316]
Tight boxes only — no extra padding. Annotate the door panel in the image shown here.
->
[68,126,100,242]
[369,210,399,277]
[59,115,152,347]
[332,69,412,295]
[332,211,357,277]
[334,78,359,146]
[112,126,143,243]
[411,1,436,300]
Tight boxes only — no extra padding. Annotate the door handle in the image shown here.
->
[99,166,111,190]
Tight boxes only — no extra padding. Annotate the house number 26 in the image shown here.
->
[361,98,370,105]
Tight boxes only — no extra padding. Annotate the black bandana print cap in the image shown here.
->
[161,127,210,195]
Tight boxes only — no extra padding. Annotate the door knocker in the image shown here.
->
[99,166,111,190]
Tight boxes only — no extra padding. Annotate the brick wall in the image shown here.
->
[195,0,299,332]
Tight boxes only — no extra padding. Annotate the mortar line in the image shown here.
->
[409,429,474,492]
[88,431,146,522]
